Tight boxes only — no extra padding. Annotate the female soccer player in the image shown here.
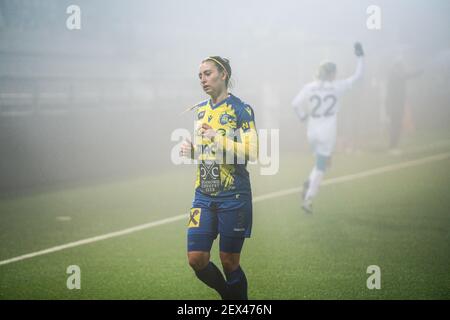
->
[179,56,258,300]
[292,43,364,213]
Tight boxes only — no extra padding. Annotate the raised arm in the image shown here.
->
[335,42,365,94]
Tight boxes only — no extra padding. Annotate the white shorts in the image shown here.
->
[307,122,336,157]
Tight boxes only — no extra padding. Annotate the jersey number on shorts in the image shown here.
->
[310,94,337,118]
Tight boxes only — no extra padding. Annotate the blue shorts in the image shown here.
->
[187,234,245,253]
[187,193,252,252]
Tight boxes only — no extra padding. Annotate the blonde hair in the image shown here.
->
[316,61,337,81]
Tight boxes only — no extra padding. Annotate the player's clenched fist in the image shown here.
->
[179,138,194,158]
[197,123,217,140]
[354,42,364,57]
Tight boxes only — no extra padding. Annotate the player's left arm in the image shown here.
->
[335,42,365,93]
[210,106,259,162]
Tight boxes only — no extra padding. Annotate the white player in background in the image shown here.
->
[292,42,365,213]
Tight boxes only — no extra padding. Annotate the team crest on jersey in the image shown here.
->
[188,208,201,228]
[219,112,235,125]
[197,110,205,120]
[208,115,213,122]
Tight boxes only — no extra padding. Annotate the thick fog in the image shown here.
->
[0,0,449,193]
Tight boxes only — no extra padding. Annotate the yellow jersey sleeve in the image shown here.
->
[215,105,258,162]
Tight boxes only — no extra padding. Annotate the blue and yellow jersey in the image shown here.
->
[192,94,258,199]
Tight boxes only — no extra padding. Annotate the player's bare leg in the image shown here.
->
[187,251,210,271]
[220,252,240,273]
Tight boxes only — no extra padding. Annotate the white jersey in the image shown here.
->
[292,57,364,156]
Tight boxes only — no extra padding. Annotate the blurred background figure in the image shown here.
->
[292,43,364,213]
[385,58,423,154]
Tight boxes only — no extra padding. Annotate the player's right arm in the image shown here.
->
[180,138,196,159]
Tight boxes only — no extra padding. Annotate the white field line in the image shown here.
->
[0,151,449,267]
[253,151,450,202]
[403,139,450,155]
